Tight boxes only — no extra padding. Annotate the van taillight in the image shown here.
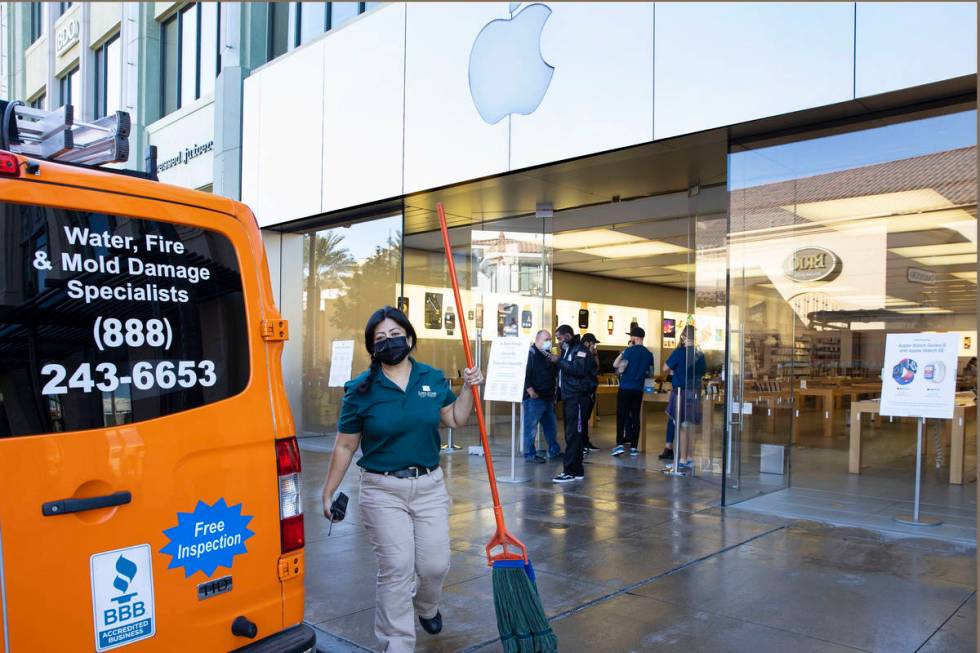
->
[275,437,305,553]
[0,151,19,177]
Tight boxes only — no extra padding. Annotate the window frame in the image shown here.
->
[93,33,120,119]
[292,2,369,49]
[159,3,222,117]
[29,2,43,43]
[58,65,79,108]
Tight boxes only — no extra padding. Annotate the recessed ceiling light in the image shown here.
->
[894,307,954,314]
[551,229,641,250]
[910,254,977,266]
[663,263,696,273]
[952,271,978,283]
[574,241,690,259]
[890,242,976,258]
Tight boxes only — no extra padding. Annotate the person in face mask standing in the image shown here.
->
[548,324,598,483]
[320,306,483,653]
[523,329,562,463]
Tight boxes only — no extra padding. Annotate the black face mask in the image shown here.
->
[373,335,411,365]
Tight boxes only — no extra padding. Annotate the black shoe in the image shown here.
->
[584,444,601,452]
[524,455,546,464]
[419,611,443,635]
[658,448,674,460]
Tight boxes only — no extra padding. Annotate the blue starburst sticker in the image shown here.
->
[160,499,255,578]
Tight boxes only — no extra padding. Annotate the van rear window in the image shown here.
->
[0,202,249,437]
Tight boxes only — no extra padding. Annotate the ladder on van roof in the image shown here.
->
[0,100,130,166]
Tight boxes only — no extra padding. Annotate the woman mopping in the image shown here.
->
[321,306,483,653]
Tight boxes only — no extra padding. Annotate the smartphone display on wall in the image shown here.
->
[498,303,518,337]
[425,292,443,329]
[444,306,456,335]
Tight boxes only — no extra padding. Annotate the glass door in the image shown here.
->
[724,105,977,506]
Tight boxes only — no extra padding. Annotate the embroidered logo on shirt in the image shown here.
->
[576,351,587,358]
[418,384,438,398]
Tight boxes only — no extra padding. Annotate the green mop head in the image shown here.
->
[492,560,558,653]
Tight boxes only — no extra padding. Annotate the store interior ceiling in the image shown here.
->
[403,128,728,290]
[402,126,976,307]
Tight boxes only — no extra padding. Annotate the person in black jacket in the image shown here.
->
[522,330,562,463]
[549,324,598,483]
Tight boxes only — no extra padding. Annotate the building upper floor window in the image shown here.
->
[94,35,121,118]
[57,2,73,17]
[294,2,367,47]
[58,66,80,108]
[268,2,290,60]
[29,2,43,43]
[160,2,220,117]
[29,93,45,110]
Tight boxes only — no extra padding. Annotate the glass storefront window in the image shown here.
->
[301,215,402,433]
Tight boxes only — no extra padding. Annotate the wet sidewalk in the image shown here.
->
[299,436,976,653]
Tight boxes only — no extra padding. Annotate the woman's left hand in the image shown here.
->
[462,366,484,388]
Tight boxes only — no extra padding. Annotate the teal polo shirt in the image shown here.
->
[338,358,457,472]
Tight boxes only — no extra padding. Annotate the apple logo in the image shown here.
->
[468,3,555,125]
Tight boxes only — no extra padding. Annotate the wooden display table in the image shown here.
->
[794,382,882,440]
[849,397,975,485]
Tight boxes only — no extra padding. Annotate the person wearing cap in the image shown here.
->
[580,333,602,453]
[548,324,597,483]
[610,326,654,457]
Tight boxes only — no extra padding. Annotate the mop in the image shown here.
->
[436,202,558,653]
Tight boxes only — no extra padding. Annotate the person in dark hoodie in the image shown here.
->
[548,325,598,483]
[522,329,562,463]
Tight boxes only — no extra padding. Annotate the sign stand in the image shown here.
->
[440,427,463,453]
[893,417,943,527]
[498,402,528,483]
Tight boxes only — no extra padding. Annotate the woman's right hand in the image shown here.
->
[321,486,334,520]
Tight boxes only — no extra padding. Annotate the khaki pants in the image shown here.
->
[359,467,451,653]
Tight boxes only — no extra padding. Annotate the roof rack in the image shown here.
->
[0,100,130,166]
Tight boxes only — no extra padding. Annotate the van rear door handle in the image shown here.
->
[42,491,132,516]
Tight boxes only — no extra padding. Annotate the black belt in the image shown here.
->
[364,465,438,479]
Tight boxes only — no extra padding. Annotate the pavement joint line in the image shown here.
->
[308,620,374,653]
[912,589,977,653]
[455,523,788,653]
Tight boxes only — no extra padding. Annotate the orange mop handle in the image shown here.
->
[436,203,503,511]
[437,204,527,563]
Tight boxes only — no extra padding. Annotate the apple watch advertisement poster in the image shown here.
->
[879,332,959,419]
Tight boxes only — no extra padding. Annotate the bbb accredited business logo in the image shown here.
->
[90,544,156,652]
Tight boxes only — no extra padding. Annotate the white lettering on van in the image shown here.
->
[63,226,134,251]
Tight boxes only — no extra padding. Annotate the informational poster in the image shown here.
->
[879,332,959,419]
[483,337,531,402]
[328,340,355,387]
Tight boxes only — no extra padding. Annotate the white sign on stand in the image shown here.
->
[484,337,530,483]
[328,340,355,387]
[484,337,531,402]
[879,332,958,528]
[880,332,959,419]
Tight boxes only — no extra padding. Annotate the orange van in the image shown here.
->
[0,103,314,652]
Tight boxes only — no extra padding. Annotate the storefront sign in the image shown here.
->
[147,100,214,190]
[906,267,936,285]
[157,141,213,173]
[783,247,840,282]
[879,332,958,419]
[56,19,80,55]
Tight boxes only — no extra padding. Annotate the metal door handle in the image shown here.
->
[42,491,131,516]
